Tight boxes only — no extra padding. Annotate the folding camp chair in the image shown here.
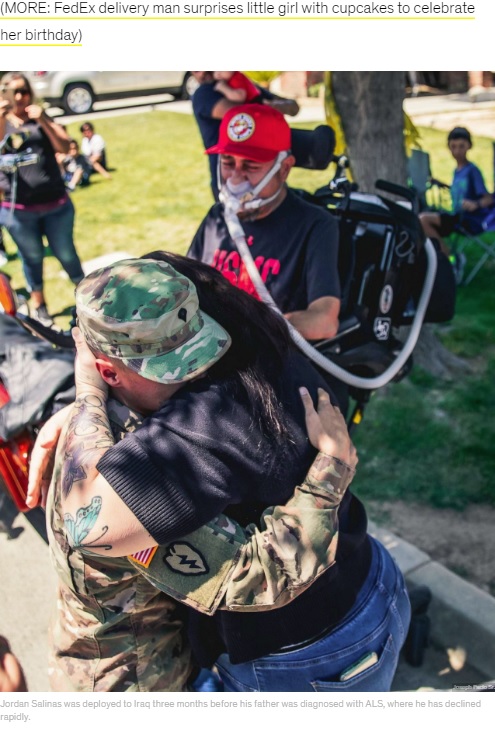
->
[407,148,454,212]
[407,148,495,285]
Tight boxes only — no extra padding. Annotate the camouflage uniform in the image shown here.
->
[48,395,355,690]
[135,451,355,615]
[46,400,193,692]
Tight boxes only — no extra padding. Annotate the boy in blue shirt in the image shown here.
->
[420,127,494,275]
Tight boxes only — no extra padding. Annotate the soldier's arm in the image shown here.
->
[59,329,160,557]
[221,388,356,611]
[131,389,358,614]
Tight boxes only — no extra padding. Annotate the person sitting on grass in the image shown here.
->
[80,121,111,180]
[57,138,91,192]
[420,126,494,278]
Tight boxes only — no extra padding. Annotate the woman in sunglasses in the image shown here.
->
[0,72,84,327]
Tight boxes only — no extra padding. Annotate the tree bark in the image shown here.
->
[398,325,472,380]
[332,72,408,192]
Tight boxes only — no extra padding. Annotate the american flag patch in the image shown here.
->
[128,546,158,568]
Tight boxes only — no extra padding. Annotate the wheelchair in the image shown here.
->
[282,127,454,430]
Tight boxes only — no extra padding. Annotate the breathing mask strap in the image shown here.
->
[218,151,289,213]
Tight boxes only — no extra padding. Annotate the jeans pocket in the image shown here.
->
[310,633,396,692]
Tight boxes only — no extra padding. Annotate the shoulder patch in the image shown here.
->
[163,542,209,575]
[128,546,158,568]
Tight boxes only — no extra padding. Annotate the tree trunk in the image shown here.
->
[332,72,407,192]
[401,325,472,380]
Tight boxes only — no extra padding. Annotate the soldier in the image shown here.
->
[43,255,359,692]
[35,254,408,692]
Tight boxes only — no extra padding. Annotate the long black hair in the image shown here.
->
[143,251,295,441]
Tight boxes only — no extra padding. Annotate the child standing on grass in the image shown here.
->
[213,71,262,103]
[420,127,494,280]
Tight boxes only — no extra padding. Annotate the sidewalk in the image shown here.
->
[371,522,495,690]
[292,93,495,139]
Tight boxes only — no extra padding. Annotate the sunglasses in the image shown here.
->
[13,88,30,96]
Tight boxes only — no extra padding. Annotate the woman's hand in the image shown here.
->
[300,387,358,469]
[26,404,72,510]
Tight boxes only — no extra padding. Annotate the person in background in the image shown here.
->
[57,138,91,192]
[188,104,340,344]
[213,71,262,103]
[80,121,111,180]
[0,72,85,327]
[420,126,494,280]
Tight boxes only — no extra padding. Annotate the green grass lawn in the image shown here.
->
[2,110,494,509]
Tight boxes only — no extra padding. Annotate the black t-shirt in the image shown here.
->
[0,120,66,205]
[97,351,370,663]
[188,190,341,312]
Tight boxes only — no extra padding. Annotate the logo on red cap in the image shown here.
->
[228,113,255,142]
[205,104,291,162]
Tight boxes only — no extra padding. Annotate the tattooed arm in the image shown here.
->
[61,329,159,556]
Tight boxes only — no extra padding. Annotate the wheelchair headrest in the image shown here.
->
[291,125,336,170]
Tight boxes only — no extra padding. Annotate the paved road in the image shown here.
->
[46,90,495,141]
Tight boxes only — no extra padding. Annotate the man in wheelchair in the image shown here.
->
[188,104,451,424]
[187,104,341,344]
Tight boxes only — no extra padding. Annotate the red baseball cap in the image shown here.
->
[206,104,291,162]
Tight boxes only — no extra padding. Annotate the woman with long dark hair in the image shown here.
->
[30,254,409,692]
[0,72,84,326]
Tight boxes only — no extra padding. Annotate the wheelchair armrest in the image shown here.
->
[314,314,361,349]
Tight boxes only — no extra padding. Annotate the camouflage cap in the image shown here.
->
[75,258,231,383]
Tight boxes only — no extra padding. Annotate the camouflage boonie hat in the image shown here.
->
[76,258,231,383]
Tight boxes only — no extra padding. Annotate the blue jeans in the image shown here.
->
[215,537,411,692]
[0,198,84,292]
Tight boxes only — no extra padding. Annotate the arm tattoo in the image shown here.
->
[61,393,115,498]
[64,496,111,552]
